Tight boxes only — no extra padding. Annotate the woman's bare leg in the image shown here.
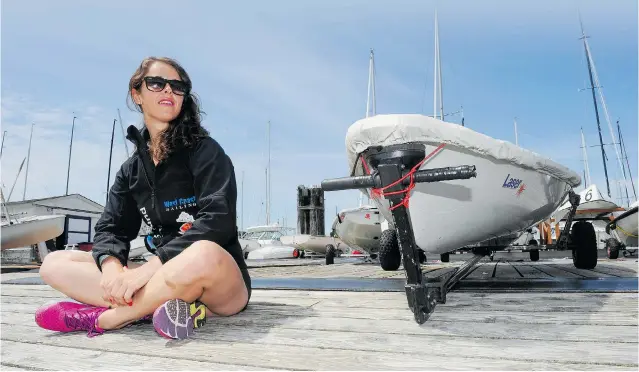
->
[39,250,142,308]
[97,240,248,330]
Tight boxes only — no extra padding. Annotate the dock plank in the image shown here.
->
[1,322,635,370]
[1,340,268,370]
[463,262,496,279]
[494,261,523,278]
[555,265,616,278]
[531,264,585,278]
[2,321,637,368]
[591,264,638,278]
[508,263,554,279]
[3,303,637,344]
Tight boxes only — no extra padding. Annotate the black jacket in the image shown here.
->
[91,125,249,287]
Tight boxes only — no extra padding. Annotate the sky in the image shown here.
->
[1,0,637,234]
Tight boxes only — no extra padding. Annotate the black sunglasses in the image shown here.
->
[143,76,190,96]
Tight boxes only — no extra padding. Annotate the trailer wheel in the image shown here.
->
[325,245,335,265]
[529,249,539,262]
[571,221,598,269]
[605,238,620,260]
[440,252,449,263]
[379,229,401,271]
[293,249,300,258]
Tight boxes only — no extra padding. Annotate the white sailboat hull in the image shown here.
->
[1,215,66,250]
[238,238,262,254]
[280,234,348,254]
[609,201,638,248]
[246,246,298,260]
[553,184,622,221]
[345,114,581,255]
[333,206,382,255]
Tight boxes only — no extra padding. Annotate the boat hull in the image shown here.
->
[553,184,622,221]
[368,143,574,255]
[280,234,348,254]
[1,215,66,250]
[343,114,581,256]
[246,246,298,260]
[609,202,638,248]
[334,207,382,255]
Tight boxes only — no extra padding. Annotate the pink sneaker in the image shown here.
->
[35,301,108,337]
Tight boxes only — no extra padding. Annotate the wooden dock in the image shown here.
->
[1,255,638,370]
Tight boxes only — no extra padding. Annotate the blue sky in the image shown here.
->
[1,0,637,232]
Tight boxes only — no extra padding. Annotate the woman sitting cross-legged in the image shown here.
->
[34,56,251,339]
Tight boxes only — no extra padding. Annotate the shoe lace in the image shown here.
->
[64,308,104,337]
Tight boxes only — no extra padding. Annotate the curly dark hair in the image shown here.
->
[127,57,209,162]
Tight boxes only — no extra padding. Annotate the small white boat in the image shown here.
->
[332,205,382,256]
[239,224,299,258]
[344,114,582,256]
[604,201,638,257]
[280,234,349,255]
[1,214,66,250]
[246,246,299,260]
[553,184,623,221]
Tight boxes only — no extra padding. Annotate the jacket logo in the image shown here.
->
[140,207,153,229]
[163,195,197,211]
[177,212,195,235]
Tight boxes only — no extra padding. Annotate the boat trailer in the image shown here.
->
[321,145,582,325]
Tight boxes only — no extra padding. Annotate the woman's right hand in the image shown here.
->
[99,257,125,306]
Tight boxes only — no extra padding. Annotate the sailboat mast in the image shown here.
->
[23,123,34,201]
[266,120,271,225]
[580,127,591,187]
[241,170,244,231]
[106,119,116,205]
[361,49,376,207]
[264,167,268,225]
[117,108,130,157]
[433,9,439,119]
[581,29,610,197]
[366,49,376,118]
[513,117,518,146]
[436,11,443,120]
[65,115,77,195]
[0,130,6,158]
[617,120,636,202]
[8,157,26,201]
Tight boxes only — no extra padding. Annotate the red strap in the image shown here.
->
[370,143,446,211]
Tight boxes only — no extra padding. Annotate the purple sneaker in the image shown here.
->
[153,299,199,339]
[35,301,108,337]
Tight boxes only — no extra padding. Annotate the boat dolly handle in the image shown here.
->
[320,161,478,325]
[321,165,477,191]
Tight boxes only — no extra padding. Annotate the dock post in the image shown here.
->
[297,185,325,236]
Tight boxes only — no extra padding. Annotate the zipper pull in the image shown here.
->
[151,190,156,209]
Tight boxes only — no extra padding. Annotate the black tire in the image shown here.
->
[440,252,449,263]
[325,245,335,265]
[419,250,427,263]
[379,229,401,271]
[300,250,305,258]
[570,221,598,269]
[530,249,539,262]
[605,238,620,260]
